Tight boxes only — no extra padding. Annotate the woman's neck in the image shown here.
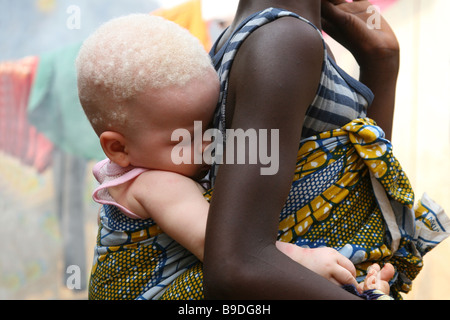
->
[232,0,322,30]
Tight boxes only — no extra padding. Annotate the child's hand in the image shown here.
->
[276,242,358,287]
[321,0,399,66]
[357,263,395,295]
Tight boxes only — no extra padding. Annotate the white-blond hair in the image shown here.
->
[76,13,215,134]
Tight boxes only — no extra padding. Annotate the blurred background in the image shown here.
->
[0,0,448,300]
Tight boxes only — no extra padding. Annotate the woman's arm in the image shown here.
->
[321,0,400,140]
[204,17,360,300]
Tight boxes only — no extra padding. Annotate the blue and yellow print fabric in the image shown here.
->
[89,204,199,300]
[278,118,449,298]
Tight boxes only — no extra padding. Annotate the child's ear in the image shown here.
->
[99,131,131,168]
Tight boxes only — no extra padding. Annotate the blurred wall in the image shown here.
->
[389,0,450,300]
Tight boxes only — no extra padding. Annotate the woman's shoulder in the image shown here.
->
[230,15,324,90]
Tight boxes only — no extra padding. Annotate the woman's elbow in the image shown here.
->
[203,255,249,299]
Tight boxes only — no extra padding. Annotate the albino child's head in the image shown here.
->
[76,14,219,179]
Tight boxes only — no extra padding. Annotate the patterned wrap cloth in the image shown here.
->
[88,118,449,300]
[277,118,450,299]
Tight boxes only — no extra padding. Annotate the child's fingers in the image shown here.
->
[379,263,395,281]
[334,254,358,287]
[366,263,381,274]
[363,273,378,290]
[336,254,357,278]
[332,267,359,287]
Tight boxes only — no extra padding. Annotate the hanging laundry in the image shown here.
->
[0,56,53,173]
[27,42,105,162]
[152,0,212,50]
